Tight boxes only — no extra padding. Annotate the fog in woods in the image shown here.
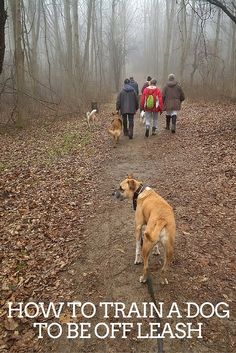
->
[0,0,235,123]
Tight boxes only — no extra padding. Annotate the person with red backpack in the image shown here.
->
[140,79,163,137]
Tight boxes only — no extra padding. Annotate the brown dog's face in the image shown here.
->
[113,175,138,200]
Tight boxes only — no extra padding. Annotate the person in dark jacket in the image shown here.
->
[141,76,152,94]
[116,79,139,139]
[162,73,185,133]
[129,76,139,96]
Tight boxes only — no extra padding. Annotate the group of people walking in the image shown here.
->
[116,74,185,139]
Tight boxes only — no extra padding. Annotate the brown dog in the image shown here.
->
[108,113,122,147]
[113,175,176,283]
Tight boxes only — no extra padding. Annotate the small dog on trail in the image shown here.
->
[113,175,176,283]
[108,112,122,147]
[86,109,97,127]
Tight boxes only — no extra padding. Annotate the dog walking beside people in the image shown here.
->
[108,112,122,147]
[113,175,176,284]
[162,74,185,133]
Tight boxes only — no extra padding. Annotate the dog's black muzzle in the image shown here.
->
[112,190,125,201]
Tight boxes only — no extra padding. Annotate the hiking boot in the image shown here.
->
[152,127,157,135]
[171,115,177,133]
[145,127,150,137]
[128,127,133,139]
[166,115,171,130]
[123,129,128,136]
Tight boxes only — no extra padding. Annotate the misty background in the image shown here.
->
[0,0,235,124]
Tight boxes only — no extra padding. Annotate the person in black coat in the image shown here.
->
[116,79,139,139]
[129,76,139,96]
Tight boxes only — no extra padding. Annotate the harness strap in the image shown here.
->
[132,183,145,210]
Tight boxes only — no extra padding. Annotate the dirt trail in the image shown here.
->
[47,101,235,353]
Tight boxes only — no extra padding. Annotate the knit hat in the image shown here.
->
[150,79,157,85]
[124,78,130,84]
[147,76,152,81]
[130,76,134,80]
[168,73,175,81]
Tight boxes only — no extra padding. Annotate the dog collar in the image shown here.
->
[133,184,145,210]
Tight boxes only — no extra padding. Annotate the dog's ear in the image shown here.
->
[128,179,136,191]
[127,174,133,179]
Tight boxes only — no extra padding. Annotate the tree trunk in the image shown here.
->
[72,0,80,80]
[211,9,221,86]
[52,0,62,70]
[162,0,175,83]
[190,16,201,86]
[231,18,236,98]
[41,0,53,99]
[0,0,7,75]
[179,0,188,82]
[27,0,41,96]
[82,0,94,83]
[9,0,25,125]
[64,0,73,83]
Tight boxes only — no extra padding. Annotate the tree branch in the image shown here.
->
[204,0,236,23]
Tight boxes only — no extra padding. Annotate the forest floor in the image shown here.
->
[0,100,235,353]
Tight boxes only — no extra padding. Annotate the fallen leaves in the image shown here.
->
[0,99,235,352]
[4,319,18,331]
[0,107,112,352]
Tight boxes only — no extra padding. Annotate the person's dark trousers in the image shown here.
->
[171,115,177,133]
[122,114,128,136]
[128,114,134,139]
[166,115,171,130]
[122,114,134,138]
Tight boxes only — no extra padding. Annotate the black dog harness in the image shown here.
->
[132,184,146,210]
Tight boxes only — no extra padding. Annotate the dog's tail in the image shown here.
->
[108,128,121,138]
[90,109,97,116]
[144,220,167,243]
[86,113,90,127]
[145,219,175,271]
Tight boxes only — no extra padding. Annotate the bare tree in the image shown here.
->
[64,0,73,82]
[72,0,80,81]
[204,0,236,23]
[82,0,94,83]
[230,9,236,97]
[162,0,176,83]
[9,0,25,124]
[109,0,126,91]
[0,0,7,75]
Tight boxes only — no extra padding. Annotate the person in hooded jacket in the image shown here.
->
[141,76,152,94]
[140,79,163,137]
[129,76,139,96]
[116,79,139,139]
[162,73,185,133]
